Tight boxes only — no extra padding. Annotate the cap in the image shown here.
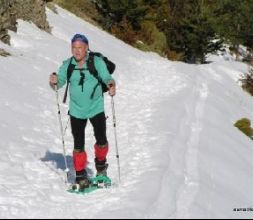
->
[71,34,89,45]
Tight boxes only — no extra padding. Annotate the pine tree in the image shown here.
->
[212,0,253,60]
[182,0,223,63]
[95,0,147,30]
[160,0,222,63]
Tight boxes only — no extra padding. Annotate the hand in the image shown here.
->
[49,73,57,89]
[108,81,116,97]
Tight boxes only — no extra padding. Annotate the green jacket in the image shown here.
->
[57,55,114,119]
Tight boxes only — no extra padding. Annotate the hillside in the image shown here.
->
[0,6,253,219]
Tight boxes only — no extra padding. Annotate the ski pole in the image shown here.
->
[111,96,121,184]
[52,73,70,184]
[63,117,70,137]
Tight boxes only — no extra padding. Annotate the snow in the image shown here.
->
[0,5,253,218]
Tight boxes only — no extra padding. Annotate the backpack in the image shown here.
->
[63,51,116,103]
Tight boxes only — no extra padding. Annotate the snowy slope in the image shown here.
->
[0,6,253,219]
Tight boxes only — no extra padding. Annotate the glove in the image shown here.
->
[108,80,116,97]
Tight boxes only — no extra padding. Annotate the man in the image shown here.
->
[49,34,116,188]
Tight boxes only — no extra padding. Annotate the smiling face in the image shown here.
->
[71,41,88,62]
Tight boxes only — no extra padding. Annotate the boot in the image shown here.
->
[75,170,90,190]
[95,158,109,177]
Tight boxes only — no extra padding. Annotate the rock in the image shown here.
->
[0,0,52,44]
[0,48,11,57]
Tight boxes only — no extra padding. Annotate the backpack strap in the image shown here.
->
[63,57,75,103]
[88,52,106,99]
[88,52,102,81]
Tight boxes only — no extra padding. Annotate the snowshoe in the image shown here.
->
[91,175,112,188]
[67,175,112,195]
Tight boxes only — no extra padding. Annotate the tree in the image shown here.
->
[160,0,222,63]
[212,0,253,60]
[95,0,147,30]
[182,0,223,63]
[94,0,252,63]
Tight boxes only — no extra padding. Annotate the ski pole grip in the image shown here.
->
[52,72,57,86]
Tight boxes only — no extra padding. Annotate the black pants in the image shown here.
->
[70,112,108,152]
